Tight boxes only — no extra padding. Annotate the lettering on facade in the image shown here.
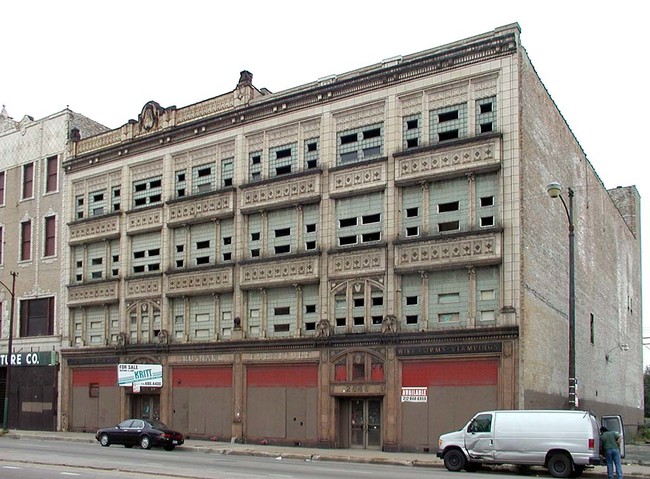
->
[172,354,229,364]
[242,351,320,362]
[395,342,502,357]
[331,384,385,396]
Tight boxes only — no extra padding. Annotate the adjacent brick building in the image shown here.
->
[0,107,107,430]
[57,24,642,450]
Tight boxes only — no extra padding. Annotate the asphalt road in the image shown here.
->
[0,437,525,479]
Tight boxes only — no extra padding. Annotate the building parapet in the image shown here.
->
[167,190,234,226]
[240,172,321,214]
[166,268,233,296]
[395,231,501,272]
[126,207,163,234]
[125,276,162,298]
[68,214,121,245]
[394,135,501,185]
[240,256,319,288]
[67,281,119,306]
[329,159,387,199]
[328,247,386,279]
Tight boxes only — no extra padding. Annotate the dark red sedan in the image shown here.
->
[96,418,184,451]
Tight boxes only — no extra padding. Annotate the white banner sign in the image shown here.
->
[118,363,163,388]
[401,387,428,402]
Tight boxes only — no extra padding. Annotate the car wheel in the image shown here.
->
[163,445,175,451]
[548,453,573,478]
[139,435,152,449]
[443,449,466,472]
[99,433,110,447]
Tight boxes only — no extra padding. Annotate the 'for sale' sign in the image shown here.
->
[118,363,163,388]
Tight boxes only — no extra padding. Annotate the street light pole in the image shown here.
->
[546,183,576,410]
[1,271,18,431]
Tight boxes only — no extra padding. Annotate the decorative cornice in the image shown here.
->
[65,29,518,172]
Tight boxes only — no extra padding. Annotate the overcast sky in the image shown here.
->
[2,1,647,363]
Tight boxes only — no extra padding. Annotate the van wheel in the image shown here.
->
[548,453,573,478]
[443,449,466,472]
[570,465,585,477]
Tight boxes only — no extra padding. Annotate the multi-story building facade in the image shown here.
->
[59,24,642,451]
[0,107,107,430]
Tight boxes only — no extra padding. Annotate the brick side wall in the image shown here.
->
[519,50,643,422]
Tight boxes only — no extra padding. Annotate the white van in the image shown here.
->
[437,410,624,478]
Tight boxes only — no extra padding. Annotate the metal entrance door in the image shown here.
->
[350,398,381,449]
[132,395,160,421]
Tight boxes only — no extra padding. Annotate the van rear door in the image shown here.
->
[601,415,625,458]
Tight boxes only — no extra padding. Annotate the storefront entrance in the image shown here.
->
[350,398,381,449]
[131,394,160,421]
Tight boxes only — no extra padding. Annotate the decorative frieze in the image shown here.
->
[167,191,234,226]
[240,257,319,288]
[427,82,468,110]
[334,102,385,131]
[240,174,320,213]
[125,277,162,298]
[175,94,235,125]
[69,216,120,244]
[131,159,163,182]
[67,282,119,306]
[330,162,386,197]
[329,249,386,278]
[126,208,163,233]
[167,268,233,296]
[395,232,501,272]
[395,138,500,184]
[75,129,122,155]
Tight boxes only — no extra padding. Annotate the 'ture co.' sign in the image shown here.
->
[0,351,57,367]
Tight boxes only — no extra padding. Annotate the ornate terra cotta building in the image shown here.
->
[59,24,642,451]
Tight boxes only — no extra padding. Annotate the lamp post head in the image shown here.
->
[547,182,562,198]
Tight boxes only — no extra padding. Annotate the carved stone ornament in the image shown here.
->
[316,319,331,337]
[381,314,398,334]
[139,101,163,131]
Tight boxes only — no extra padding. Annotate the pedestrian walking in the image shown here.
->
[600,426,623,479]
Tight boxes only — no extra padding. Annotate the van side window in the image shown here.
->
[468,414,492,433]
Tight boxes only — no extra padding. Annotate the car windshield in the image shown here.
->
[147,419,169,430]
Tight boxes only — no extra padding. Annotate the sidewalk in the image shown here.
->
[3,430,650,477]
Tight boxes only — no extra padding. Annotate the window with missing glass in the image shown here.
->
[222,158,234,187]
[131,233,161,274]
[249,151,263,182]
[336,192,383,247]
[269,143,297,178]
[304,138,319,169]
[132,176,162,208]
[476,96,497,134]
[337,123,383,165]
[192,162,216,195]
[403,114,421,149]
[430,103,467,143]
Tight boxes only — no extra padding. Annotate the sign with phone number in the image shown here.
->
[118,363,163,387]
